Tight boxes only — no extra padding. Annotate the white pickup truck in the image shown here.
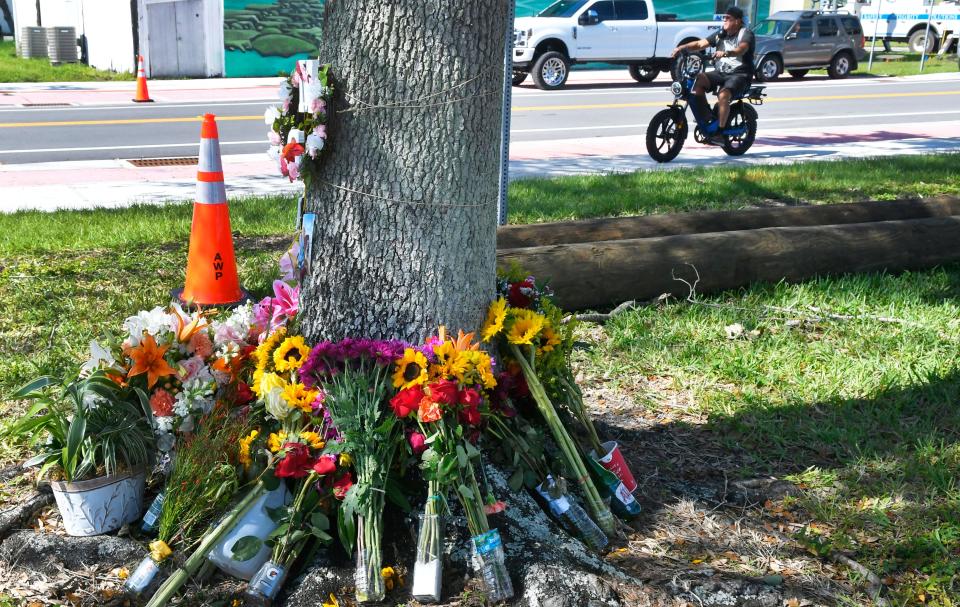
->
[857,0,960,53]
[512,0,720,90]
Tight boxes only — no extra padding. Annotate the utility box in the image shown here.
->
[17,25,47,58]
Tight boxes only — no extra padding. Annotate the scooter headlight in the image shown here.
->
[671,81,683,97]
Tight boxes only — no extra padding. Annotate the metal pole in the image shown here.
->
[868,0,882,70]
[919,0,935,72]
[497,0,515,227]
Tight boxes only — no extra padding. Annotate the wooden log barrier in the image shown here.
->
[496,196,960,249]
[496,216,960,311]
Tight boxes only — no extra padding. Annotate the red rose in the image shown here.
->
[312,454,336,476]
[333,474,353,499]
[235,382,255,405]
[429,379,458,406]
[390,385,424,418]
[508,278,535,308]
[458,404,481,426]
[408,432,427,455]
[275,442,313,478]
[458,388,481,407]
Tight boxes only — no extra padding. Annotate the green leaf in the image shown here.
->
[262,469,281,491]
[463,440,480,460]
[309,527,333,543]
[267,523,289,540]
[230,536,263,562]
[265,505,288,524]
[62,413,87,481]
[457,483,474,502]
[310,511,330,531]
[338,507,355,558]
[12,376,54,399]
[508,468,524,492]
[385,478,412,513]
[456,445,468,469]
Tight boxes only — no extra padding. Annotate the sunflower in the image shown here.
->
[254,327,287,370]
[274,335,311,372]
[282,382,318,413]
[267,430,288,453]
[392,348,428,390]
[239,429,259,469]
[431,340,457,378]
[481,298,508,342]
[506,309,545,345]
[299,431,325,450]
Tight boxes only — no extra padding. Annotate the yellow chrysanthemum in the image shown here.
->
[267,431,288,453]
[254,327,287,370]
[481,297,508,342]
[447,351,471,383]
[251,367,265,396]
[392,348,428,389]
[339,452,353,467]
[430,340,457,378]
[506,309,545,345]
[299,431,324,450]
[282,382,318,413]
[274,335,311,373]
[239,429,259,469]
[538,324,562,353]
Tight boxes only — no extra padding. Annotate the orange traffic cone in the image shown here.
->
[175,114,248,307]
[133,55,153,103]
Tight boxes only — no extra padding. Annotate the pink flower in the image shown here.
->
[189,332,213,359]
[292,67,302,88]
[270,280,299,326]
[313,124,327,138]
[254,296,274,330]
[286,161,299,182]
[268,130,282,145]
[408,431,427,455]
[309,98,326,114]
[177,355,206,383]
[279,156,290,178]
[150,389,175,417]
[279,241,300,283]
[282,98,291,113]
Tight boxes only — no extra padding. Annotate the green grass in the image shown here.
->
[3,154,957,256]
[857,50,959,78]
[0,40,133,82]
[2,155,960,602]
[589,268,960,605]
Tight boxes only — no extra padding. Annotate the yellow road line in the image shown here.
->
[1,89,958,127]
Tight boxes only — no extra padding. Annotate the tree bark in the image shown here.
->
[301,0,509,343]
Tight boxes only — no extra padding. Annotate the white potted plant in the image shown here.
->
[9,371,155,536]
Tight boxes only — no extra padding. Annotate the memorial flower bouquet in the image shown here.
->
[266,60,332,184]
[300,338,408,603]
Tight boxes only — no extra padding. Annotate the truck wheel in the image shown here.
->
[755,55,781,82]
[628,64,660,83]
[512,71,528,86]
[787,69,808,79]
[646,109,688,162]
[827,51,852,78]
[908,30,938,54]
[531,51,570,90]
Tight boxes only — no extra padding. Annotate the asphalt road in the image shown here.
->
[1,73,959,165]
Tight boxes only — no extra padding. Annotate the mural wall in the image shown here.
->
[224,0,324,77]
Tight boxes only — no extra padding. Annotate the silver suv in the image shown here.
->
[752,11,867,81]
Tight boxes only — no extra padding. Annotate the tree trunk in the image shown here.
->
[300,0,509,343]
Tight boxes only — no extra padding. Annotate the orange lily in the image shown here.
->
[172,307,209,342]
[128,334,177,389]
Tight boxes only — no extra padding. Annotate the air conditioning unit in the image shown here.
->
[47,27,79,64]
[18,27,48,59]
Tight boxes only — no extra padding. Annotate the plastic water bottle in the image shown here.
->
[140,490,165,534]
[550,495,609,552]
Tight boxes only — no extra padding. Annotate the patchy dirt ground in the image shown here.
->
[0,330,873,607]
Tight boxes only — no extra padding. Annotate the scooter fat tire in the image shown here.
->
[646,109,688,163]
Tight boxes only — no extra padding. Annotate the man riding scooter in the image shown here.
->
[671,6,755,145]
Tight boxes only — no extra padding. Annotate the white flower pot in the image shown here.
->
[207,484,289,580]
[50,468,146,536]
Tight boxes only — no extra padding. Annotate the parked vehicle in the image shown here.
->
[512,0,719,90]
[645,51,766,162]
[752,11,867,80]
[858,0,960,53]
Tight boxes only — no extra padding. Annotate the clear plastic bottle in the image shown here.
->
[124,555,160,595]
[550,495,609,552]
[470,529,514,602]
[140,490,165,534]
[245,560,288,606]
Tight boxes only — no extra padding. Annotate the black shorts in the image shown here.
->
[706,71,750,94]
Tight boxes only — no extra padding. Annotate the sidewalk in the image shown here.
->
[0,77,283,106]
